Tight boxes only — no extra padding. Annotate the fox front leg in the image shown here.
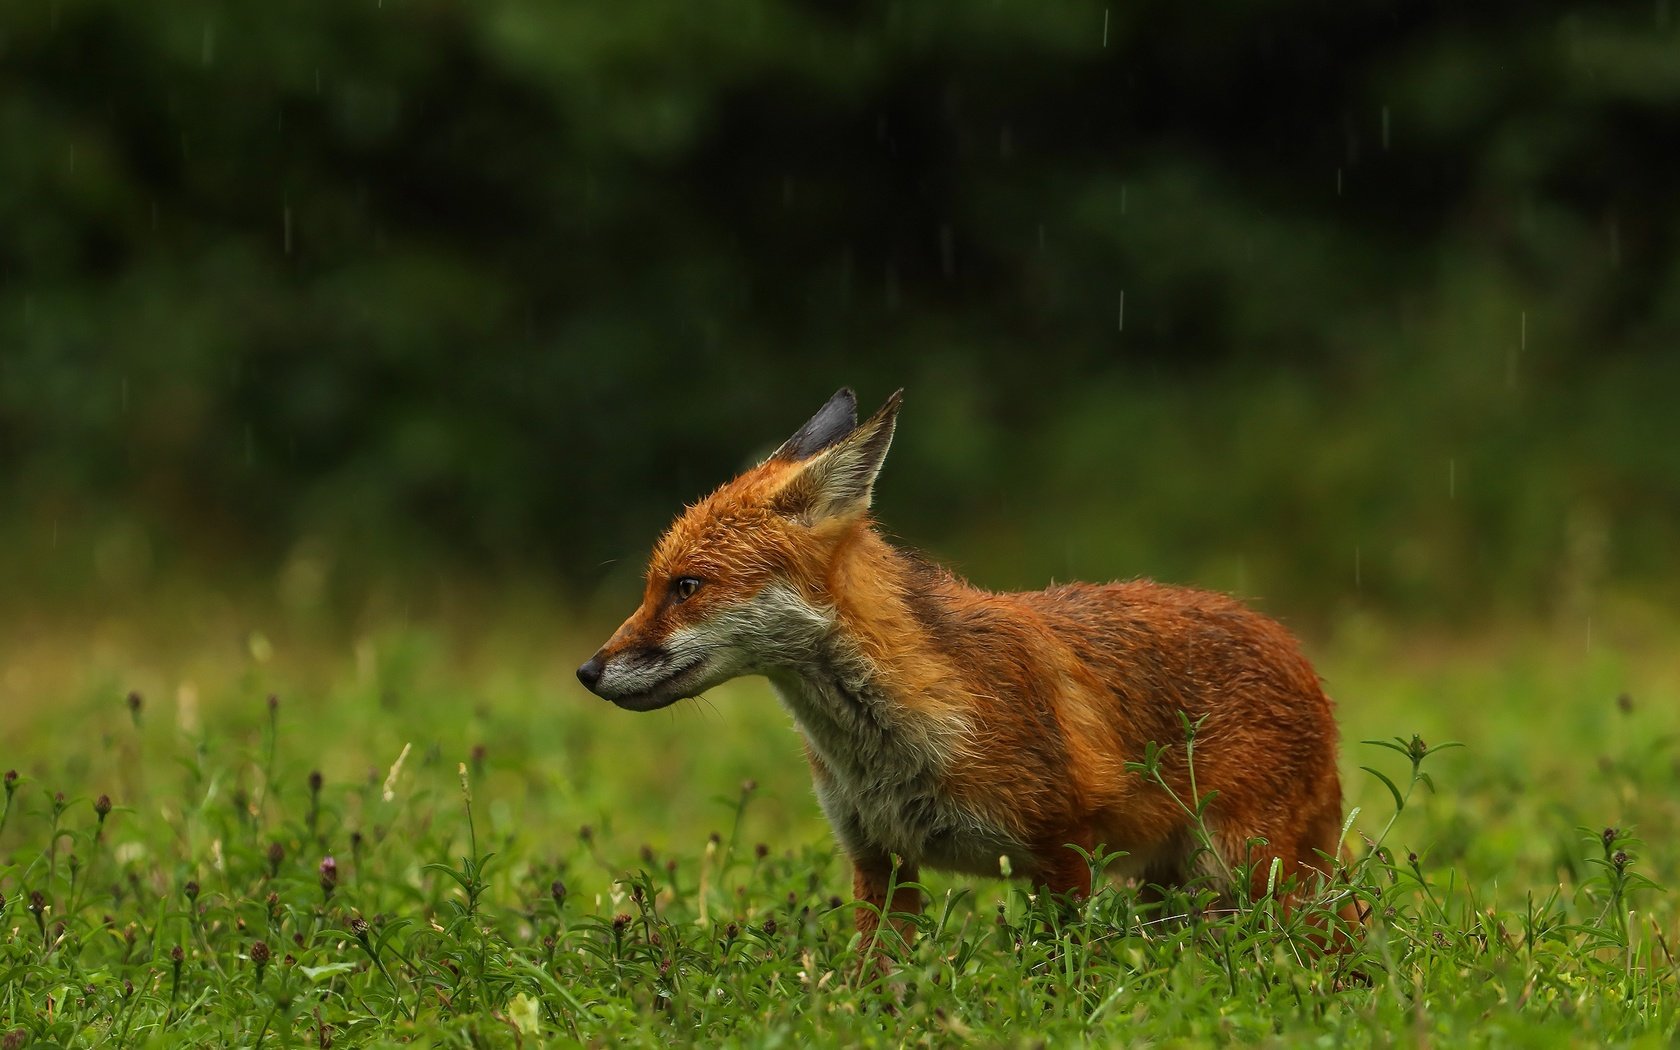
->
[851,853,922,953]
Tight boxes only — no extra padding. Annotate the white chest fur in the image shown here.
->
[768,665,1023,876]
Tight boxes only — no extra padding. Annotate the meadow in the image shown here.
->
[1,593,1675,1047]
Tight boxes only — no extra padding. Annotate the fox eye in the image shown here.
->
[671,576,702,602]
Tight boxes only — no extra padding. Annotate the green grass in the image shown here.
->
[1,608,1676,1046]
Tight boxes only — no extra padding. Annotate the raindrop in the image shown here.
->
[1102,8,1110,47]
[939,225,954,279]
[1120,183,1128,216]
[1381,105,1390,151]
[1116,290,1125,333]
[1335,168,1343,196]
[283,204,293,255]
[1354,546,1362,590]
[1448,458,1455,499]
[201,22,215,66]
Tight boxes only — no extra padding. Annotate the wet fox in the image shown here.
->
[578,388,1356,945]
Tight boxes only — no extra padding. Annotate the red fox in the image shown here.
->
[579,388,1357,945]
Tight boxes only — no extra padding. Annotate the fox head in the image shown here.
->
[577,388,903,711]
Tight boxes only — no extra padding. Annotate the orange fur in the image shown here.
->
[580,389,1358,952]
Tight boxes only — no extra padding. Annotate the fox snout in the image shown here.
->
[576,642,709,712]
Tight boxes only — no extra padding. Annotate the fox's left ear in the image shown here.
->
[771,390,902,522]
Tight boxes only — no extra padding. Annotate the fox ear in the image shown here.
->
[772,387,859,462]
[771,390,902,522]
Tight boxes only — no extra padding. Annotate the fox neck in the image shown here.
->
[761,526,997,866]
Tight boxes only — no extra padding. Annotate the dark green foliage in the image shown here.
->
[3,2,1679,617]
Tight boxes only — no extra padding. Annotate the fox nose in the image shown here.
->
[577,654,606,691]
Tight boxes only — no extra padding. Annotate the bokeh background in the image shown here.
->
[4,0,1678,642]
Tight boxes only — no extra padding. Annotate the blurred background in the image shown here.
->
[4,0,1678,643]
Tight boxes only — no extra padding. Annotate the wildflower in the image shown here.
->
[267,842,285,877]
[319,856,338,899]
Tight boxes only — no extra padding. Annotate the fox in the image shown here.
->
[577,388,1359,948]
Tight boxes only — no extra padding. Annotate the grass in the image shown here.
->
[1,603,1677,1046]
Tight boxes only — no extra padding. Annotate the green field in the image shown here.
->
[2,601,1675,1047]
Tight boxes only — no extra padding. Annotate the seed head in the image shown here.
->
[613,913,631,933]
[349,915,370,940]
[251,939,271,965]
[763,917,778,937]
[725,922,739,940]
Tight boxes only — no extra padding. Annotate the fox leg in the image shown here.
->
[1032,839,1095,902]
[852,853,922,951]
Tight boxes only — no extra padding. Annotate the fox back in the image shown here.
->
[578,388,1355,942]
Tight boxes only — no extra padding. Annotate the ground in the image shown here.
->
[0,596,1675,1046]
